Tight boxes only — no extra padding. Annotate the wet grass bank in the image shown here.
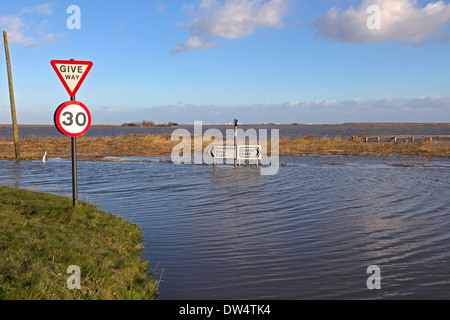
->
[0,186,159,300]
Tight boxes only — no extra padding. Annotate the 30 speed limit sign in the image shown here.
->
[54,101,91,137]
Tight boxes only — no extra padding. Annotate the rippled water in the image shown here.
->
[1,155,449,299]
[1,123,449,139]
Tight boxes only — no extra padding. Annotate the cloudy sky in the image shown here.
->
[0,0,449,124]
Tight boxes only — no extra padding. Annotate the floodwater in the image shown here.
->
[1,154,449,299]
[1,123,449,139]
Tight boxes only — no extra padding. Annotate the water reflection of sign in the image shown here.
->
[208,146,236,159]
[237,145,261,160]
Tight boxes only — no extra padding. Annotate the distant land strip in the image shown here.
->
[0,122,449,128]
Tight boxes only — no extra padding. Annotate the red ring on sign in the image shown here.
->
[54,101,91,137]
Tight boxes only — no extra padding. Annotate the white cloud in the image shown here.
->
[0,15,39,47]
[157,3,168,12]
[173,0,289,54]
[171,36,219,54]
[95,96,450,125]
[314,0,450,45]
[41,32,64,44]
[19,3,55,16]
[0,3,59,48]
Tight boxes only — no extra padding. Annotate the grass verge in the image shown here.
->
[0,134,449,160]
[0,186,159,300]
[278,136,450,157]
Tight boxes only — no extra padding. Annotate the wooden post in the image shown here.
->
[3,31,20,159]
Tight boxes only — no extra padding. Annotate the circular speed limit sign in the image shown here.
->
[54,101,91,137]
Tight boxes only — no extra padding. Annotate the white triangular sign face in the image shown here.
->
[51,60,93,97]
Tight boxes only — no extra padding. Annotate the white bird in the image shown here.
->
[43,151,47,163]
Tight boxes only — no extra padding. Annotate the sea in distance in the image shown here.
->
[0,122,449,139]
[0,123,449,299]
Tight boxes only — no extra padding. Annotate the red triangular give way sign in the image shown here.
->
[51,60,93,97]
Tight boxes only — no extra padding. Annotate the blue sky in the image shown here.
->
[1,0,449,124]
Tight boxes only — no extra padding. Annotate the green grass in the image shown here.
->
[0,186,159,300]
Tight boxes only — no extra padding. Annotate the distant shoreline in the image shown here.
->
[1,122,449,128]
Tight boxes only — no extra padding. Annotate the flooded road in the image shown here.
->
[1,155,449,299]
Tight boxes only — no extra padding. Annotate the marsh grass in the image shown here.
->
[0,134,448,161]
[279,136,450,157]
[0,186,158,300]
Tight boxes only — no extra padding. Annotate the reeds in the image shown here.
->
[279,136,450,157]
[0,134,448,161]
